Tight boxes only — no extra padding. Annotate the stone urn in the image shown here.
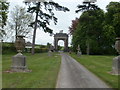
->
[15,35,25,53]
[11,35,28,72]
[112,37,120,75]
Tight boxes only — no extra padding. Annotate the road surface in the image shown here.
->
[56,53,110,88]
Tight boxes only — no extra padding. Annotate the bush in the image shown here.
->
[35,48,48,53]
[2,42,16,54]
[2,42,48,54]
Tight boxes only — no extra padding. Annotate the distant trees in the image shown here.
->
[0,0,9,39]
[4,5,34,41]
[24,0,69,54]
[70,1,120,55]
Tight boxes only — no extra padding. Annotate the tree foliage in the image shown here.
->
[25,1,69,34]
[4,5,34,41]
[72,9,107,54]
[105,2,120,37]
[76,1,100,13]
[24,0,69,54]
[69,18,79,35]
[0,0,9,38]
[71,1,120,55]
[74,1,100,55]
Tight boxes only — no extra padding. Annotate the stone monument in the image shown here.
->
[77,45,82,57]
[11,35,28,72]
[54,31,68,52]
[48,45,54,56]
[112,37,120,75]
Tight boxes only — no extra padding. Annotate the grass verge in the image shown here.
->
[70,53,119,88]
[2,53,61,88]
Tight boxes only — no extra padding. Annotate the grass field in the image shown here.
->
[70,53,119,88]
[2,53,61,88]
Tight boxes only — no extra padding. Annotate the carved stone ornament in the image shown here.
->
[15,35,25,53]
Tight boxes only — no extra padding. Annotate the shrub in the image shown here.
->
[2,42,16,54]
[35,48,48,53]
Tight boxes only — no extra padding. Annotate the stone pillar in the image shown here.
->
[64,38,68,52]
[54,38,58,51]
[112,37,120,75]
[56,39,58,51]
[112,56,120,75]
[11,35,29,72]
[12,53,27,72]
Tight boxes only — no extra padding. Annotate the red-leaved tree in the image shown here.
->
[69,18,79,35]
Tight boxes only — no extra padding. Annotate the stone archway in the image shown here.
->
[54,32,68,52]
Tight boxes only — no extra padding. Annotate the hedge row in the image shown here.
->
[2,42,48,54]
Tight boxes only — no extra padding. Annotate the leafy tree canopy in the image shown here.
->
[25,1,69,34]
[105,2,120,37]
[0,0,9,38]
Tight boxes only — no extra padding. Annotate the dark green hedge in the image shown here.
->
[34,48,48,53]
[2,42,16,54]
[2,42,48,54]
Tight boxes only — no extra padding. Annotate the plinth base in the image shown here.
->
[11,53,28,72]
[48,51,53,56]
[77,51,82,57]
[112,56,120,75]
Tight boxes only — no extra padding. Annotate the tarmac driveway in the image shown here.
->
[56,53,110,88]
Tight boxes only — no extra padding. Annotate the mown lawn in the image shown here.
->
[70,53,119,89]
[2,53,61,88]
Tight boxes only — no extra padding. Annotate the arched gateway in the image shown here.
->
[54,32,68,52]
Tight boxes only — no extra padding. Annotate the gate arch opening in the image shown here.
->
[58,40,64,51]
[54,32,68,52]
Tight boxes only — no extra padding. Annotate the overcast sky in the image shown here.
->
[7,0,120,46]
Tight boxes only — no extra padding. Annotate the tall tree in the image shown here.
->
[72,9,105,54]
[72,1,119,55]
[75,0,100,55]
[5,5,34,41]
[0,0,9,39]
[24,0,69,55]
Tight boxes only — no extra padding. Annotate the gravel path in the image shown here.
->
[56,53,110,88]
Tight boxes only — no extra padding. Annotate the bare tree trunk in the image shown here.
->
[31,2,40,55]
[86,41,90,55]
[15,22,18,40]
